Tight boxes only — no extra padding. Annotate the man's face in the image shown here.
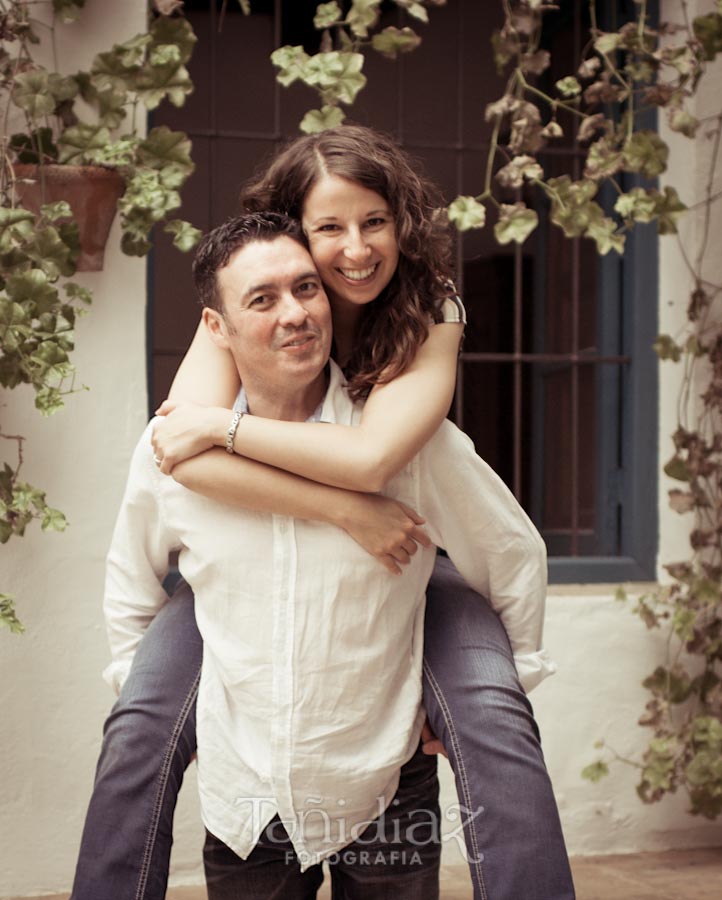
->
[204,237,332,397]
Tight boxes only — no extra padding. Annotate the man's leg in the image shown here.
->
[422,554,575,900]
[329,746,441,900]
[71,580,202,900]
[203,822,324,900]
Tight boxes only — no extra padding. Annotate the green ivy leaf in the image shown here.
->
[395,0,428,24]
[693,12,722,61]
[47,73,79,104]
[149,44,182,67]
[643,666,693,703]
[555,76,581,97]
[546,175,599,238]
[0,593,24,634]
[655,187,686,235]
[585,205,626,255]
[584,137,624,180]
[12,69,56,118]
[163,219,202,252]
[41,507,68,532]
[448,196,486,231]
[133,60,194,109]
[64,282,93,306]
[25,226,77,279]
[300,104,346,134]
[663,454,690,481]
[57,124,111,164]
[40,201,73,222]
[35,385,66,415]
[138,126,195,184]
[150,16,198,66]
[668,107,700,138]
[6,269,58,313]
[622,131,669,178]
[371,27,422,59]
[614,187,658,224]
[495,155,543,189]
[0,209,35,253]
[306,52,367,105]
[347,0,382,37]
[581,760,610,782]
[271,46,311,87]
[314,2,343,29]
[53,0,86,24]
[594,32,622,55]
[494,203,539,245]
[90,137,136,168]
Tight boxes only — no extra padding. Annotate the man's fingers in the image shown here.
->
[421,738,448,758]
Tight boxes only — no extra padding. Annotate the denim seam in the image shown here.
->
[423,658,488,900]
[134,664,202,900]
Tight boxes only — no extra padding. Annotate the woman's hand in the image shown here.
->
[152,402,230,475]
[340,494,433,575]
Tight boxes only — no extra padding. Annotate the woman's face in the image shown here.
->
[301,174,400,312]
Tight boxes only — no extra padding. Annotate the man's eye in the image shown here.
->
[249,295,271,308]
[297,281,319,295]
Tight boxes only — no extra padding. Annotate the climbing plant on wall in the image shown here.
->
[269,0,722,818]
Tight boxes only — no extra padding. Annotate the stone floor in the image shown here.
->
[6,847,721,900]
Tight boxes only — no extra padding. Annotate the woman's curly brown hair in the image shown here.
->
[240,125,456,402]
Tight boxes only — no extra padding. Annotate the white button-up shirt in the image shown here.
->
[104,361,554,868]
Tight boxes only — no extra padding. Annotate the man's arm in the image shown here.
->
[418,422,555,693]
[103,422,180,693]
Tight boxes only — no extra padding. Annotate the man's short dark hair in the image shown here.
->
[193,212,307,312]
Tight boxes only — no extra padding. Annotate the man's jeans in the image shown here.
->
[71,556,575,900]
[204,746,441,899]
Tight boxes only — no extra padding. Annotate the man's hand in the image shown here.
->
[339,495,432,575]
[152,402,229,474]
[421,719,447,757]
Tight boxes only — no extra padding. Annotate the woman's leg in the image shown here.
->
[422,555,575,900]
[71,580,202,900]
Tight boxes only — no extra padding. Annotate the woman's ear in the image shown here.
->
[202,307,231,350]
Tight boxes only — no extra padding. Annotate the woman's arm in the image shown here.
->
[156,321,463,492]
[166,319,240,408]
[172,449,431,575]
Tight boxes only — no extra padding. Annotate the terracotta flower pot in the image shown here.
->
[13,164,125,272]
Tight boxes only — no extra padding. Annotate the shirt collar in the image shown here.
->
[234,361,345,424]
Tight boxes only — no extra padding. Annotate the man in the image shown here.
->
[103,212,552,898]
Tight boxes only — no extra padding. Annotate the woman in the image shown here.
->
[72,126,574,900]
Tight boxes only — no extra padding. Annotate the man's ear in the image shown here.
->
[202,307,230,350]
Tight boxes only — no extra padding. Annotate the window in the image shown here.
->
[151,0,658,581]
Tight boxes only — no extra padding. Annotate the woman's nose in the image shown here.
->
[343,228,372,262]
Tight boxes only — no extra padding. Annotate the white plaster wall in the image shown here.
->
[2,0,722,896]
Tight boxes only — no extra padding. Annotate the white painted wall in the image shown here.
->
[2,0,722,896]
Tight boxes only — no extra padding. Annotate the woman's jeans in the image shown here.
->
[70,556,575,900]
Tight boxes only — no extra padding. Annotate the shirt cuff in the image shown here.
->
[514,649,557,694]
[102,659,132,696]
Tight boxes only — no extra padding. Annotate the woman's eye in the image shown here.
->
[366,217,387,228]
[318,224,339,233]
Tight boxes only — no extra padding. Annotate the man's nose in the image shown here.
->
[278,294,308,327]
[343,227,372,262]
